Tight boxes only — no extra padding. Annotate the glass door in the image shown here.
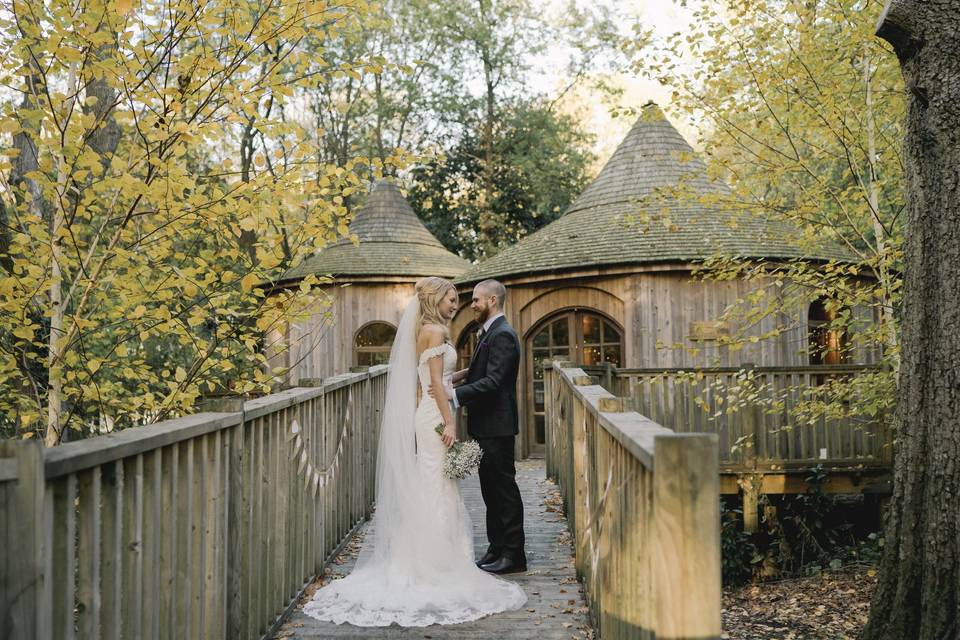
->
[526,310,622,455]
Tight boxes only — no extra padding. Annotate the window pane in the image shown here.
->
[533,353,545,380]
[356,322,396,348]
[603,320,620,343]
[582,314,600,343]
[534,381,544,411]
[583,346,601,365]
[357,351,372,366]
[533,328,550,348]
[603,345,622,366]
[552,317,569,345]
[371,350,391,366]
[535,414,546,445]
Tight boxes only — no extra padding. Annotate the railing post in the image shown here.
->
[544,363,554,479]
[0,440,46,640]
[198,394,246,413]
[653,433,721,640]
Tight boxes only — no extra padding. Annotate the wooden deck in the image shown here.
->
[274,459,593,639]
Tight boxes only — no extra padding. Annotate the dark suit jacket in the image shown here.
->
[455,316,521,438]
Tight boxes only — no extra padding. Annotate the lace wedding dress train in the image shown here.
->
[302,336,526,627]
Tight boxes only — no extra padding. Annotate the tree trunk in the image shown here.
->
[862,2,960,638]
[477,0,497,258]
[45,61,80,447]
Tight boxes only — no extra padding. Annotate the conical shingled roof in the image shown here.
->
[456,104,854,284]
[281,181,470,281]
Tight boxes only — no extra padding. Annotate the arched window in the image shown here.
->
[354,322,396,367]
[808,299,846,365]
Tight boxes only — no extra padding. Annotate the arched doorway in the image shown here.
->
[526,310,623,454]
[454,321,481,439]
[456,320,481,371]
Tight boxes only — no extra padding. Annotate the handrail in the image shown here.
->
[0,365,389,640]
[588,363,882,375]
[580,363,892,470]
[544,361,721,640]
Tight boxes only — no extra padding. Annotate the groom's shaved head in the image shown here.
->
[476,279,506,310]
[471,279,506,325]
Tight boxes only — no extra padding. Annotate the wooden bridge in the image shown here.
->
[1,362,725,640]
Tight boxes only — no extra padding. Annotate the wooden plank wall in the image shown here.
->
[275,283,413,385]
[544,362,721,640]
[0,366,387,640]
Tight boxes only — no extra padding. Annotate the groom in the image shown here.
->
[433,279,526,574]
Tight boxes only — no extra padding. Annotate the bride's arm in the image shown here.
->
[420,325,457,447]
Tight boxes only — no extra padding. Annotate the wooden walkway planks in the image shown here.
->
[275,460,592,640]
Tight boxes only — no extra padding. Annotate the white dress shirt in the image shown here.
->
[450,312,504,408]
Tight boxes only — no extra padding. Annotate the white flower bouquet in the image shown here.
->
[435,424,483,479]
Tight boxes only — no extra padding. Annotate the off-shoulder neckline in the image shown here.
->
[417,342,454,365]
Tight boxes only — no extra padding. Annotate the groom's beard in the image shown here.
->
[475,305,491,324]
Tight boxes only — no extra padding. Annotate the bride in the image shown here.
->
[303,277,527,627]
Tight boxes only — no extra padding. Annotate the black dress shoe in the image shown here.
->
[476,550,499,568]
[479,556,527,574]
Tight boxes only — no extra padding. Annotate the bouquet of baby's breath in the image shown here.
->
[435,424,483,479]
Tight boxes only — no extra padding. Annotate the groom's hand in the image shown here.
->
[427,382,456,399]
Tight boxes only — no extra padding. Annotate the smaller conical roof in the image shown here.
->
[281,181,470,281]
[457,103,854,284]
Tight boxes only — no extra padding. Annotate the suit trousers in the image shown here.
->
[476,435,525,562]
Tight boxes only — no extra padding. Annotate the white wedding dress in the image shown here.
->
[303,301,526,627]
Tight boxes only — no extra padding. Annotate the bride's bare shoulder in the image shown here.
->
[417,323,449,351]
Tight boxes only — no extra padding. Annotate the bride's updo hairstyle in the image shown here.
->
[415,277,455,338]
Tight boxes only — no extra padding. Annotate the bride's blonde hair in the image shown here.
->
[415,277,456,338]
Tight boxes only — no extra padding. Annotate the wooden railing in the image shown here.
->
[581,364,892,472]
[0,366,388,640]
[545,362,721,640]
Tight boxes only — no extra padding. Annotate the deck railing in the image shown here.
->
[0,366,388,640]
[581,364,892,472]
[544,362,721,640]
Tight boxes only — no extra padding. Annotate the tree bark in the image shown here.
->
[477,0,498,258]
[45,61,80,447]
[862,1,960,638]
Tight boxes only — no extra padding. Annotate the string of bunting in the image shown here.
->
[286,393,354,499]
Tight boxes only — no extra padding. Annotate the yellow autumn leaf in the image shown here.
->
[241,272,258,293]
[175,366,187,382]
[116,0,133,15]
[12,325,34,341]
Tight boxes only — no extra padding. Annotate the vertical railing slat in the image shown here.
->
[121,454,144,640]
[101,460,123,640]
[52,474,77,640]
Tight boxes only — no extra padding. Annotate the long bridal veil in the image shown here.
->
[353,296,427,574]
[303,296,526,627]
